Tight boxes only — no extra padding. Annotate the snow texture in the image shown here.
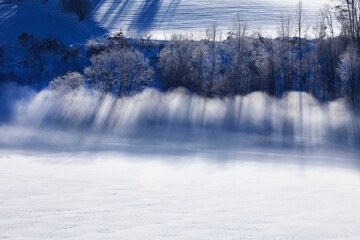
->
[0,0,328,45]
[93,0,328,37]
[0,151,359,240]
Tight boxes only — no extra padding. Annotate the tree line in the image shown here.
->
[1,0,360,111]
[157,0,360,111]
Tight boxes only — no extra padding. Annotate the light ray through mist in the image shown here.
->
[0,87,358,152]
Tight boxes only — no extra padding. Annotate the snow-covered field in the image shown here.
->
[94,0,329,38]
[0,0,105,45]
[0,0,329,45]
[0,150,360,240]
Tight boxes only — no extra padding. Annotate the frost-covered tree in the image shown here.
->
[86,37,109,58]
[334,0,360,46]
[277,13,295,92]
[158,34,209,94]
[49,72,85,92]
[310,7,343,100]
[158,34,190,89]
[205,23,222,94]
[84,47,154,97]
[223,13,251,95]
[338,44,360,107]
[296,0,309,91]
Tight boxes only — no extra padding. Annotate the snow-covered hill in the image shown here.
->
[0,0,105,45]
[0,0,329,45]
[93,0,328,38]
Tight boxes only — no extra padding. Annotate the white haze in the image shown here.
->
[0,87,358,155]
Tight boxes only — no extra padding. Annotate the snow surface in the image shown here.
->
[0,0,106,45]
[0,0,330,45]
[93,0,329,38]
[0,150,360,240]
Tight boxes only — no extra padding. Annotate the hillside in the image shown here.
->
[0,0,328,46]
[0,0,106,45]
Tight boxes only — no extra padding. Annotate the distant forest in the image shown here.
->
[1,0,360,111]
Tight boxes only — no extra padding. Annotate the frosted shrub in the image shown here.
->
[86,37,108,58]
[50,72,85,92]
[338,44,360,106]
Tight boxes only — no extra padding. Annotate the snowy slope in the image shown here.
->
[0,0,105,45]
[93,0,329,38]
[0,0,329,46]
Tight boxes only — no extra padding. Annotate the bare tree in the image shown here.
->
[335,0,360,46]
[225,13,249,95]
[277,13,294,92]
[84,47,154,97]
[338,43,360,108]
[158,34,208,94]
[205,23,221,94]
[296,0,305,90]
